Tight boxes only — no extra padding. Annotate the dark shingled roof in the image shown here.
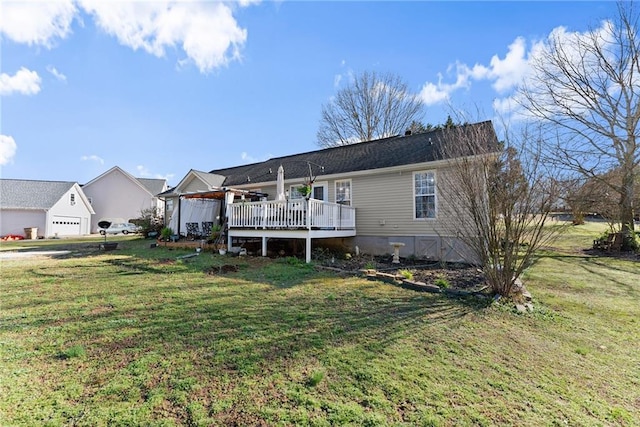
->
[211,121,499,186]
[137,178,166,195]
[0,179,76,210]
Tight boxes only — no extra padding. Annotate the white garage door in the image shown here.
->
[51,216,81,236]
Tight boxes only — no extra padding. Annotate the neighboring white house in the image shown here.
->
[0,179,95,238]
[82,166,168,233]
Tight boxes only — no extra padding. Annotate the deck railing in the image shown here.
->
[228,199,355,230]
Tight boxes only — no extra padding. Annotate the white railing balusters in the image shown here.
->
[228,199,355,230]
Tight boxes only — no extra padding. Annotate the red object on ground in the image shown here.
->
[1,235,25,241]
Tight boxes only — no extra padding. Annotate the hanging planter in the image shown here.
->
[297,184,312,200]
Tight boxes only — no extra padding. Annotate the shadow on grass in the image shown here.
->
[34,267,481,374]
[87,284,476,375]
[3,242,492,376]
[544,256,639,298]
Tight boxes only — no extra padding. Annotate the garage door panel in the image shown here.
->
[51,216,81,236]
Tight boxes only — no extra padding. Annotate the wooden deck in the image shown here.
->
[227,198,356,262]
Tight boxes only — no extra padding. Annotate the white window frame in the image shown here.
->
[335,179,352,205]
[311,181,328,202]
[289,184,305,200]
[413,170,437,220]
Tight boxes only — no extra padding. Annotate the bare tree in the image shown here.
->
[519,1,640,245]
[559,177,593,225]
[437,122,566,298]
[317,71,424,147]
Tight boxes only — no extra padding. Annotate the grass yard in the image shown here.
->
[1,225,638,426]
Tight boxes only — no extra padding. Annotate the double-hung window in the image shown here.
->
[289,185,305,200]
[414,171,436,219]
[335,180,352,205]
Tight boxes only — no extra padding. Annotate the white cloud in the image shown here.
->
[241,151,273,164]
[417,32,552,115]
[333,65,354,89]
[419,64,472,106]
[0,0,76,47]
[47,65,67,82]
[0,135,18,165]
[0,67,41,96]
[419,19,625,121]
[136,165,151,177]
[1,1,255,74]
[419,82,451,106]
[487,37,531,93]
[81,154,104,164]
[78,0,250,73]
[136,164,174,181]
[241,151,258,163]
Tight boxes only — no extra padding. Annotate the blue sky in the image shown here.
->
[0,1,619,186]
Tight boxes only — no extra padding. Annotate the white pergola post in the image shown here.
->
[306,236,311,263]
[262,236,267,257]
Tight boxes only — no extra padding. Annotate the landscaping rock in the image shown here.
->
[376,272,401,284]
[515,304,527,313]
[401,279,441,293]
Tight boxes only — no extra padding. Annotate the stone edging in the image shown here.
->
[315,265,534,311]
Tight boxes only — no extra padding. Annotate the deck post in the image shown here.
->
[262,236,267,257]
[306,236,311,263]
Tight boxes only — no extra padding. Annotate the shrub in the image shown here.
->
[398,269,413,280]
[132,207,164,236]
[434,277,450,289]
[161,227,173,241]
[364,261,376,270]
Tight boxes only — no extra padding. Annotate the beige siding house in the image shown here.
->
[82,166,168,233]
[159,170,227,235]
[162,121,498,262]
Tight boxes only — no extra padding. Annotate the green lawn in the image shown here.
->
[1,226,638,426]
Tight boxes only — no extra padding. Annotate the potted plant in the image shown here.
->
[160,226,173,244]
[207,224,222,244]
[297,184,312,200]
[217,243,227,255]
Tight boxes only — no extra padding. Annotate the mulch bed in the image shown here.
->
[318,255,486,291]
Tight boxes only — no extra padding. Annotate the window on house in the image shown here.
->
[335,180,352,205]
[70,193,75,205]
[414,171,436,219]
[289,185,305,200]
[166,199,174,211]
